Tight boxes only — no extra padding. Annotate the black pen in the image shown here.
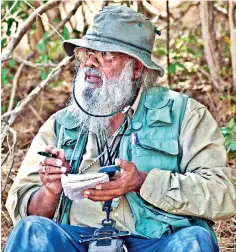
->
[37,151,57,158]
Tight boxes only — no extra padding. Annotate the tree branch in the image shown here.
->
[1,0,60,62]
[142,0,159,16]
[1,127,17,193]
[100,0,109,8]
[7,52,36,112]
[13,57,57,68]
[7,63,24,112]
[214,4,228,19]
[47,0,82,40]
[1,56,73,146]
[1,0,18,22]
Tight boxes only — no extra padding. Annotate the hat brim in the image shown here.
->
[62,36,164,77]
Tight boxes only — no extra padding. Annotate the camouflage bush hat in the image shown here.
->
[62,5,164,77]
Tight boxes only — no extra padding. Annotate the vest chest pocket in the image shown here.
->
[61,127,87,162]
[62,139,79,161]
[131,138,179,172]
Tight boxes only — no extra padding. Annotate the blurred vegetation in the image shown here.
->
[1,0,236,251]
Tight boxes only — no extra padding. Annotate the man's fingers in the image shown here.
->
[115,158,135,171]
[45,145,56,153]
[86,195,116,202]
[84,188,124,198]
[44,146,69,168]
[95,179,124,190]
[38,164,67,174]
[42,157,63,167]
[55,149,67,163]
[41,174,62,183]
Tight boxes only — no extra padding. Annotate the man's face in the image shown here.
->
[80,51,132,86]
[70,51,135,136]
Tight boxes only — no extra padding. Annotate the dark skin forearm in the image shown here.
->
[27,185,61,219]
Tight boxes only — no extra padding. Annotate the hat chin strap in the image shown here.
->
[72,67,144,118]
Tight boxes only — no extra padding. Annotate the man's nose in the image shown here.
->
[84,54,100,68]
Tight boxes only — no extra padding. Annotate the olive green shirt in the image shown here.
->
[6,95,236,231]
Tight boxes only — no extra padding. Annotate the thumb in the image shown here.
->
[115,158,135,171]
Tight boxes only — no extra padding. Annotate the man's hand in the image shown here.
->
[83,159,147,201]
[38,145,70,198]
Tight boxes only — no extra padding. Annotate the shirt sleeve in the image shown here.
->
[6,114,57,225]
[140,98,236,221]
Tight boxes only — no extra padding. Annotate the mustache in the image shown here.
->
[83,67,103,77]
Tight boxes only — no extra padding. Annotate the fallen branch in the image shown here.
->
[1,0,60,62]
[1,56,73,146]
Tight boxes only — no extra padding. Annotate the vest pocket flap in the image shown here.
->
[61,127,81,145]
[137,138,178,156]
[61,129,87,161]
[145,98,170,109]
[145,100,173,126]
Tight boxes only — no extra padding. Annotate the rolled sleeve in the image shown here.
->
[18,186,40,219]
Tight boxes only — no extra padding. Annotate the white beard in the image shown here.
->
[68,60,134,137]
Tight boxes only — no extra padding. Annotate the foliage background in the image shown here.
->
[1,0,236,251]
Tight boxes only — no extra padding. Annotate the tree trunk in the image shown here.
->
[229,1,236,88]
[199,1,226,92]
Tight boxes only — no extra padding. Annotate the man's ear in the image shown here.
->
[134,59,144,80]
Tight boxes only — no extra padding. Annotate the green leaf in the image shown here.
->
[36,33,48,54]
[229,141,236,151]
[155,48,166,57]
[168,64,176,75]
[176,62,188,71]
[168,62,188,75]
[36,42,46,54]
[1,68,9,85]
[10,1,19,14]
[73,29,81,35]
[42,54,49,63]
[6,18,15,36]
[62,27,70,40]
[40,71,48,80]
[232,126,236,134]
[9,59,15,67]
[220,127,230,135]
[227,118,235,129]
[1,38,6,48]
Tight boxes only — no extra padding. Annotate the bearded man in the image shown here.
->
[5,5,236,252]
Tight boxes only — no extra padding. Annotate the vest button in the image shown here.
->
[132,122,143,130]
